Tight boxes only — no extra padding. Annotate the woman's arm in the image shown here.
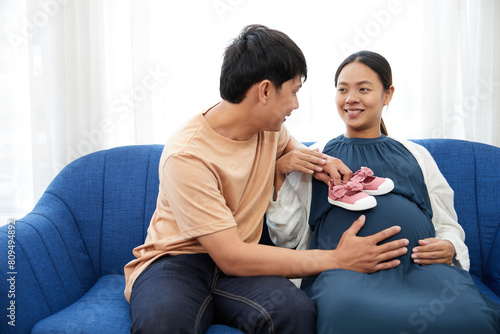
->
[267,171,313,249]
[396,138,470,270]
[419,150,469,269]
[268,137,321,249]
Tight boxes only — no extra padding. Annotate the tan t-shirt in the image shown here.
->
[124,110,291,301]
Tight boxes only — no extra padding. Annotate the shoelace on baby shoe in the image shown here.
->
[329,180,363,200]
[328,179,377,211]
[351,166,394,196]
[351,166,374,182]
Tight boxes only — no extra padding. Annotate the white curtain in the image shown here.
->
[421,0,500,144]
[1,0,499,223]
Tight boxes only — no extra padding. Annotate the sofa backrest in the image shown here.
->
[42,144,163,277]
[412,139,500,280]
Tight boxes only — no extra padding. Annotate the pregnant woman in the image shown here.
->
[267,51,500,333]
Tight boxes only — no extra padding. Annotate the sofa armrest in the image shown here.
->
[0,192,97,333]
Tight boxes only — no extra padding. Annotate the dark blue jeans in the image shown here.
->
[130,254,316,334]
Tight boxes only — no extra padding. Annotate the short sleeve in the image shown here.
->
[161,154,237,239]
[276,125,291,158]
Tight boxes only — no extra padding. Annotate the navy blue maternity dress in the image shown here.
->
[301,135,499,334]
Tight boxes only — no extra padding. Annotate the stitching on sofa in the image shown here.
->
[472,142,486,277]
[474,143,500,271]
[485,224,500,268]
[143,146,152,240]
[19,217,73,313]
[99,150,107,277]
[24,211,90,294]
[10,229,55,314]
[44,190,98,280]
[143,145,164,240]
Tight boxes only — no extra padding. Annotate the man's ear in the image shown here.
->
[258,80,272,104]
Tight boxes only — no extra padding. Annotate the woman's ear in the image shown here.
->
[383,85,395,106]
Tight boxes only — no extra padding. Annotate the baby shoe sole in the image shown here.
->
[328,195,377,211]
[363,178,394,196]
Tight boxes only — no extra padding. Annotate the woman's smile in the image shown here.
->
[345,109,364,114]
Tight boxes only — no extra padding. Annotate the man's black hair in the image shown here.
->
[220,24,307,103]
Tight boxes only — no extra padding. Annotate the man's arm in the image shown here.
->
[275,137,353,197]
[198,215,409,278]
[273,137,324,196]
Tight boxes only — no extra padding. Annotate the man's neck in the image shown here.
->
[204,100,258,141]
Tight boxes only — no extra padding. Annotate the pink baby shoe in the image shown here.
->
[328,180,377,211]
[351,166,394,195]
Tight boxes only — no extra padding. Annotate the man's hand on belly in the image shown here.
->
[333,215,410,273]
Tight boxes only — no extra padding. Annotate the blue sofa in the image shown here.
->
[1,138,499,333]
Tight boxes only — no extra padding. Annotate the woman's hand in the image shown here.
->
[313,155,353,185]
[411,238,456,265]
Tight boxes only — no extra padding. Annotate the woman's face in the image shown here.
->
[335,61,394,138]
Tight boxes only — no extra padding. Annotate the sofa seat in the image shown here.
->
[32,275,131,333]
[32,274,242,333]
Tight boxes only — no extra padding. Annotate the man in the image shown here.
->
[124,24,408,333]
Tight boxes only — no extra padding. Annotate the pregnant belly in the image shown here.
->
[312,193,435,254]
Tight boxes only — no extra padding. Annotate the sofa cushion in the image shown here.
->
[471,274,500,304]
[31,274,244,334]
[32,275,131,333]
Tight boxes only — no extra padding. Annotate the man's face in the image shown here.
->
[265,75,302,131]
